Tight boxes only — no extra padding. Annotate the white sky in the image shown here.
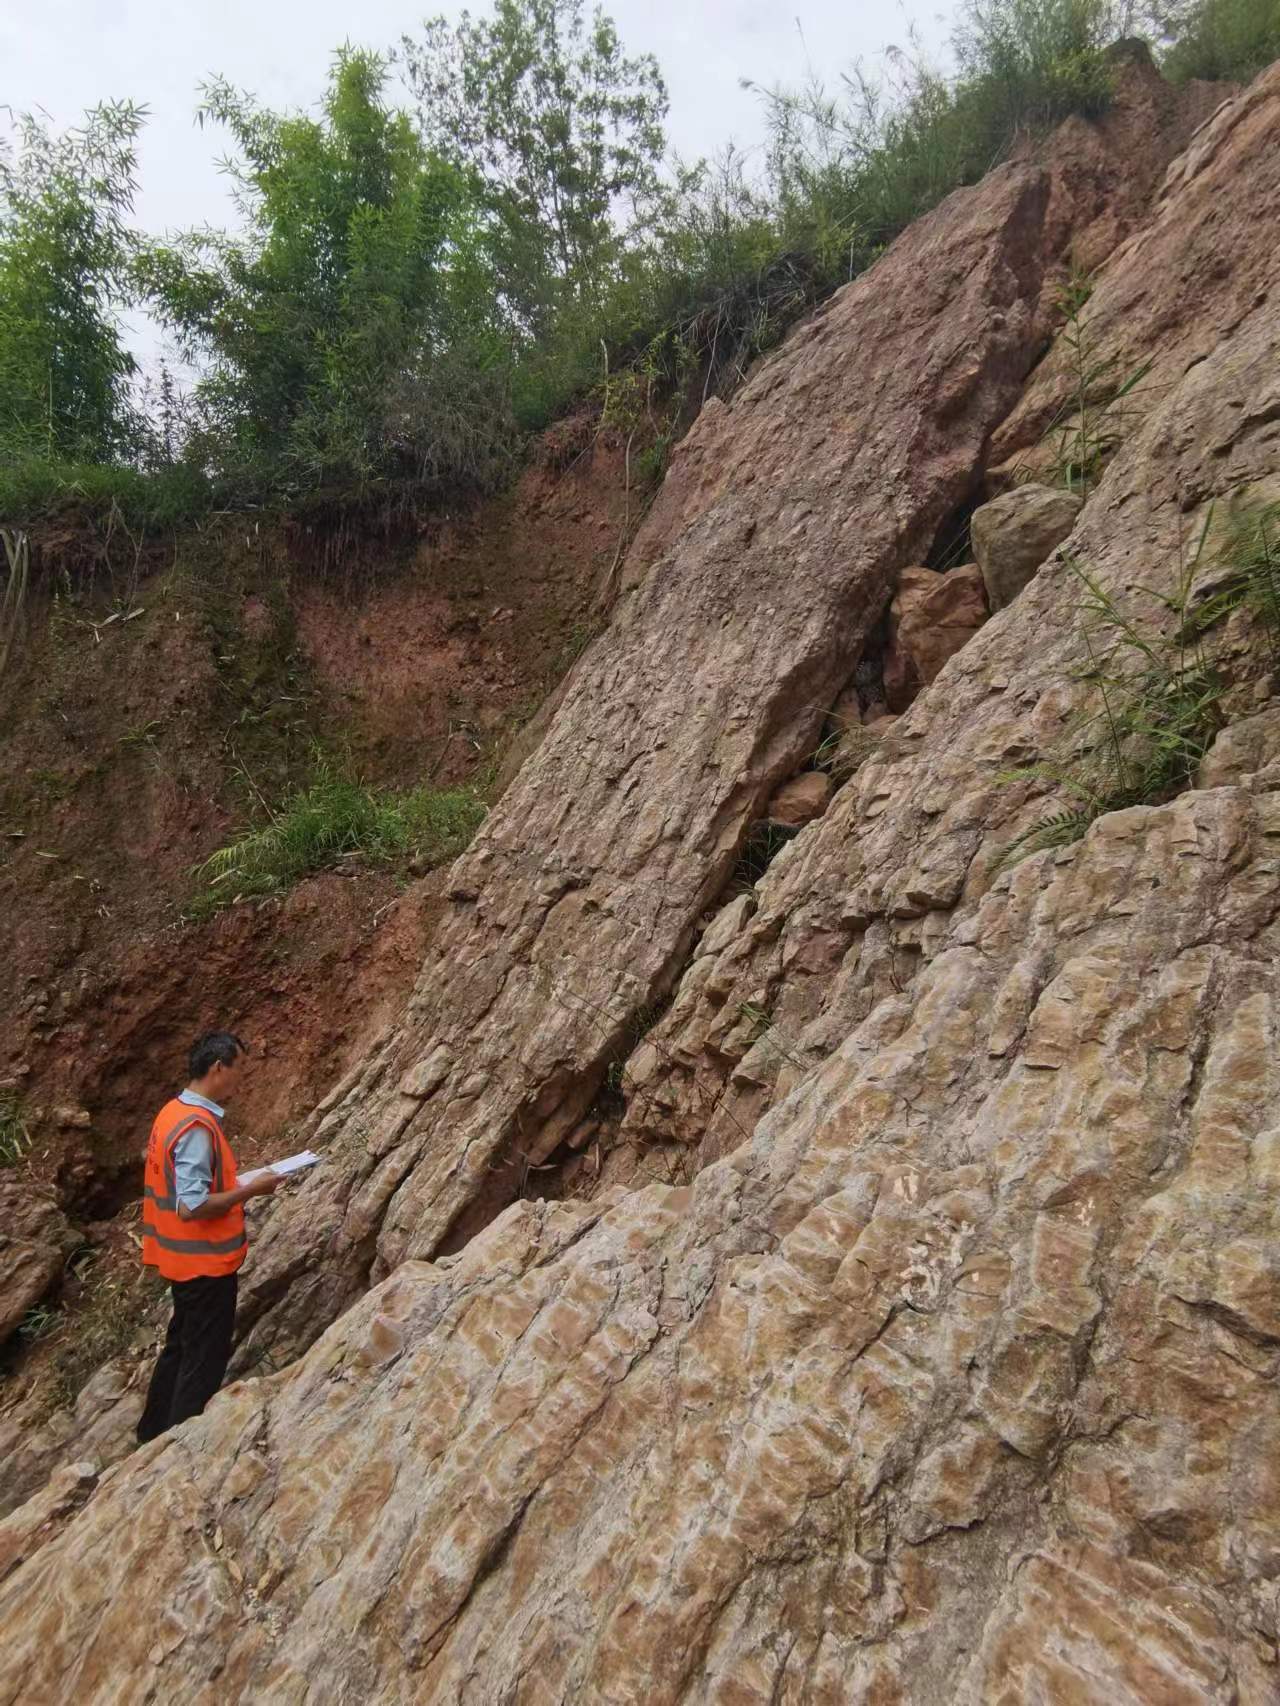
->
[2,0,960,362]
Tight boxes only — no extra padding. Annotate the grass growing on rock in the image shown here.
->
[0,1095,30,1167]
[1000,497,1280,865]
[194,772,486,912]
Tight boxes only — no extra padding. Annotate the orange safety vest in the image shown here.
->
[141,1097,247,1281]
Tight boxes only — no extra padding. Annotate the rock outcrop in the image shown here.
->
[2,776,1279,1699]
[2,55,1279,1706]
[618,56,1280,1184]
[222,52,1238,1379]
[0,1178,74,1346]
[229,148,1076,1371]
[883,564,989,710]
[971,484,1082,609]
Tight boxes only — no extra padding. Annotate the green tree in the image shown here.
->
[402,0,670,336]
[0,100,144,461]
[139,49,510,497]
[1154,0,1280,81]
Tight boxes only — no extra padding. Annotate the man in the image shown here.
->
[136,1031,281,1444]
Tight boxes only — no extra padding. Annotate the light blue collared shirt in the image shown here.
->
[172,1089,226,1213]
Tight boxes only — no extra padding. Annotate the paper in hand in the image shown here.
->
[240,1149,321,1186]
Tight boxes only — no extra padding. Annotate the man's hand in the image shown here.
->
[247,1170,282,1197]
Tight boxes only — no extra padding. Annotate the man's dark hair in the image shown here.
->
[188,1031,248,1080]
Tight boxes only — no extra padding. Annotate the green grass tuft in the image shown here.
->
[193,773,486,912]
[999,496,1280,867]
[18,1304,62,1342]
[0,1095,31,1167]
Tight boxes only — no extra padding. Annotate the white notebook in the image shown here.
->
[240,1149,321,1185]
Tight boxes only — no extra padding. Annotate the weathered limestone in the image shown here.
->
[218,58,1230,1378]
[224,148,1082,1373]
[619,56,1280,1182]
[1,776,1278,1701]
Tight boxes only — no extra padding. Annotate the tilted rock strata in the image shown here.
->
[2,65,1278,1706]
[989,57,1280,482]
[0,775,1277,1701]
[618,58,1280,1179]
[226,57,1254,1382]
[233,153,1074,1370]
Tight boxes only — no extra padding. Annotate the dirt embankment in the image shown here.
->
[0,428,634,1362]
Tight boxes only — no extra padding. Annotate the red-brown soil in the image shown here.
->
[0,431,633,1318]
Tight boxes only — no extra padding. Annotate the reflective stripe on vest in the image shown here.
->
[141,1099,247,1281]
[142,1226,247,1255]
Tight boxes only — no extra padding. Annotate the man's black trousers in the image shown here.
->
[136,1272,237,1443]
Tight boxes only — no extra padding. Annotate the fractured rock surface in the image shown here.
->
[1,779,1278,1701]
[223,57,1238,1376]
[229,149,1080,1371]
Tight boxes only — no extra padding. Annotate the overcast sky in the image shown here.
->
[3,0,959,361]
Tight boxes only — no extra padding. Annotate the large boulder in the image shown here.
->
[971,483,1082,609]
[883,564,989,710]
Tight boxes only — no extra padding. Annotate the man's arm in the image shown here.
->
[172,1124,281,1220]
[182,1174,281,1218]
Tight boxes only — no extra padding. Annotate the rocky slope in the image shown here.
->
[1,54,1279,1705]
[227,48,1236,1367]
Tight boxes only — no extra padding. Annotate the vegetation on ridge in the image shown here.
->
[2,0,1276,542]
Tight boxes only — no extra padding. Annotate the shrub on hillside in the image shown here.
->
[541,0,1127,436]
[4,0,1271,532]
[137,49,517,506]
[0,456,211,531]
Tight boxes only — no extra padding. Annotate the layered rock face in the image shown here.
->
[228,151,1066,1369]
[620,61,1280,1180]
[219,52,1232,1382]
[2,59,1279,1706]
